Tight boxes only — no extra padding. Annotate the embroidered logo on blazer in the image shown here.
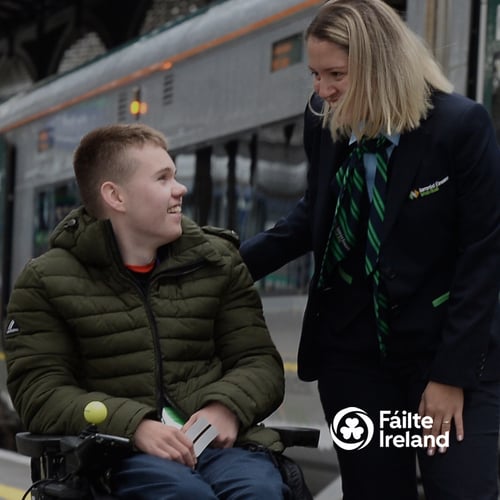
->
[409,176,449,200]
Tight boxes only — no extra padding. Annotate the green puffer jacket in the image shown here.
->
[5,207,285,452]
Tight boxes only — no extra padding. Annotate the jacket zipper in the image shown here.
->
[122,259,207,421]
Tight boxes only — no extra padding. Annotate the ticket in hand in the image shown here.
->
[185,417,219,457]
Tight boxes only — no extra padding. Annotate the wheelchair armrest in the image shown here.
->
[16,431,65,458]
[270,426,320,448]
[17,426,319,456]
[16,431,131,460]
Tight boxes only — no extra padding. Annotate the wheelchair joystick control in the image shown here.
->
[84,400,108,425]
[18,401,133,499]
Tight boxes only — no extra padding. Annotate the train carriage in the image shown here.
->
[0,0,325,317]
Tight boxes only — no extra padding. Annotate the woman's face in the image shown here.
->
[307,36,349,109]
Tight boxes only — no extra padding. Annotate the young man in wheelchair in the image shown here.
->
[4,124,290,499]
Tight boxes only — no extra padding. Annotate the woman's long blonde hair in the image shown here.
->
[306,0,453,140]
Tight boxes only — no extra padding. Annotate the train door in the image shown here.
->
[484,0,500,141]
[0,137,15,324]
[475,0,500,141]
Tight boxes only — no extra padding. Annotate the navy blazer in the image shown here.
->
[241,92,500,388]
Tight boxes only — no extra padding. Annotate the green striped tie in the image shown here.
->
[317,136,391,354]
[363,137,391,355]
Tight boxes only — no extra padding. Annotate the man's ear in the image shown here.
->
[100,181,126,213]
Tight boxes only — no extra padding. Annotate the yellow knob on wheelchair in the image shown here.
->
[84,401,108,425]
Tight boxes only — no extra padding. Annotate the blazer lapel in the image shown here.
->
[381,126,430,245]
[315,137,350,252]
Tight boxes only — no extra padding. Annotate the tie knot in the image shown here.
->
[360,136,390,154]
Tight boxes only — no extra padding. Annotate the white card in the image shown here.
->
[185,417,219,457]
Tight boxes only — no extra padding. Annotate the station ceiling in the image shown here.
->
[0,0,69,33]
[0,0,406,84]
[0,0,222,83]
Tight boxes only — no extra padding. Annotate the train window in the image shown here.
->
[246,121,312,293]
[209,139,252,233]
[173,122,312,294]
[271,33,303,72]
[33,180,80,257]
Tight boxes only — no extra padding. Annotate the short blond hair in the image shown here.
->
[73,123,168,218]
[306,0,453,140]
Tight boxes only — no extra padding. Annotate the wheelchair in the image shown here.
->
[16,421,320,499]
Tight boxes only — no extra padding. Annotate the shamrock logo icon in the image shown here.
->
[330,407,374,451]
[340,417,364,440]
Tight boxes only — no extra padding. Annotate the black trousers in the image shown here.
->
[317,352,500,500]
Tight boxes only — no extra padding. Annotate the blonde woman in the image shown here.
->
[241,0,500,498]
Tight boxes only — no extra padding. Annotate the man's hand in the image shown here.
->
[133,419,197,467]
[183,401,240,448]
[418,381,464,456]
